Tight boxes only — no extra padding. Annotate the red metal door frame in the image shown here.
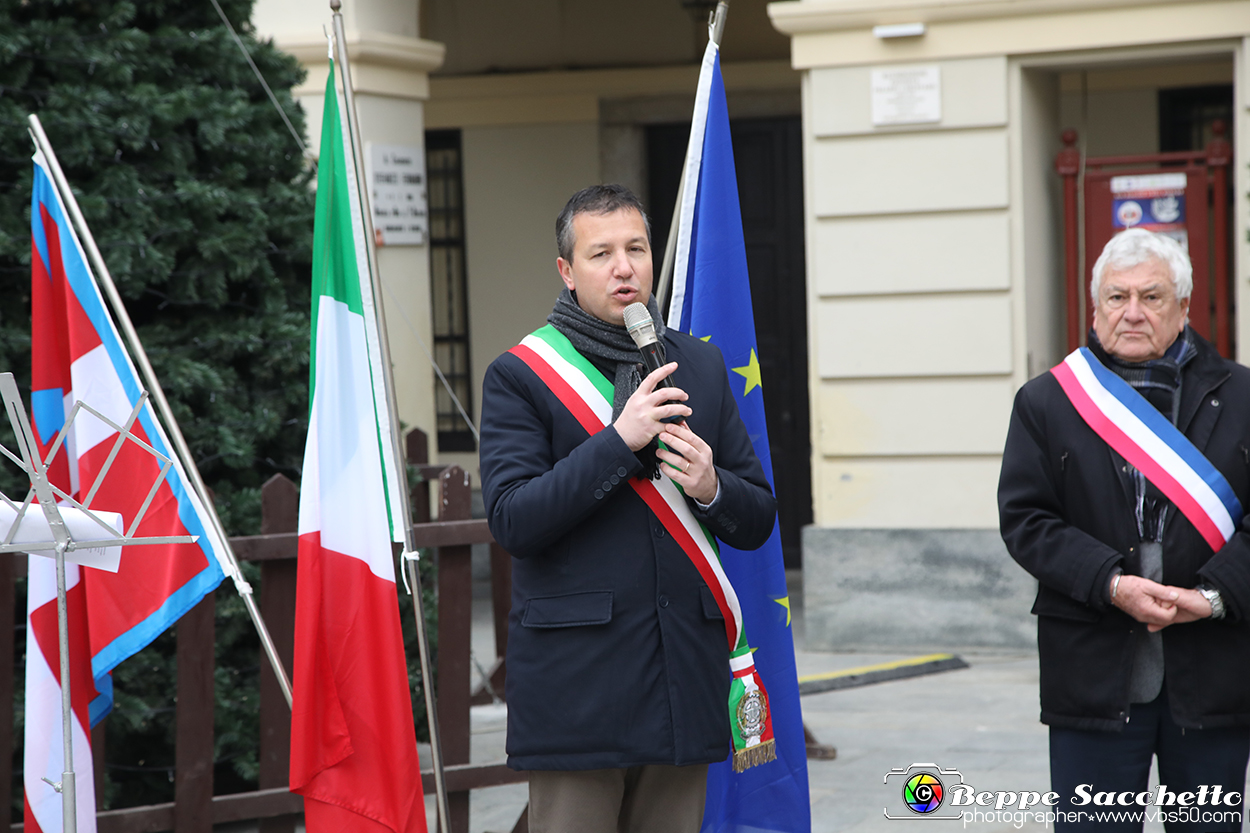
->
[1055,121,1232,355]
[1082,163,1211,336]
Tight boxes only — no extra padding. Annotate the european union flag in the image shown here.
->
[668,39,811,833]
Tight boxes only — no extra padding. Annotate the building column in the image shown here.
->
[254,0,446,457]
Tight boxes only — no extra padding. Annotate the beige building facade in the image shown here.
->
[770,0,1248,528]
[772,0,1250,649]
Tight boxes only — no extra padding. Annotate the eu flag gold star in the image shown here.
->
[733,349,762,396]
[774,595,791,627]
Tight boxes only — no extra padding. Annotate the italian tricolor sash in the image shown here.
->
[1051,347,1243,551]
[509,325,776,771]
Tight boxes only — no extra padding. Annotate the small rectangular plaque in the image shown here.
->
[871,66,942,126]
[366,143,429,247]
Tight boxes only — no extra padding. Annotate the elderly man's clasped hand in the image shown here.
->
[1111,573,1214,632]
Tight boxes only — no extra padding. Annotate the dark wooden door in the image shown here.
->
[647,116,811,568]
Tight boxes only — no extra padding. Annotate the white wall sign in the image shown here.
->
[871,66,942,126]
[366,143,428,246]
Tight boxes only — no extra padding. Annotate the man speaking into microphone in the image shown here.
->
[479,184,776,833]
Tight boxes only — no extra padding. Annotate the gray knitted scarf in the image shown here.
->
[1089,326,1196,425]
[547,288,668,421]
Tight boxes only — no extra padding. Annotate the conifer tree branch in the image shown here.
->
[207,0,311,163]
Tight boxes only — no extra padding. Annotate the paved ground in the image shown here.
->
[434,650,1064,833]
[800,650,1052,833]
[414,573,1224,833]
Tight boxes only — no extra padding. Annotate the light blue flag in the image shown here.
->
[668,39,812,833]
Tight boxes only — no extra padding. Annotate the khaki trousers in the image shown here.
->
[527,764,709,833]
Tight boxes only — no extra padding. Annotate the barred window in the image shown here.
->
[425,130,475,452]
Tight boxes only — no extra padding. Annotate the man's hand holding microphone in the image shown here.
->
[614,303,718,504]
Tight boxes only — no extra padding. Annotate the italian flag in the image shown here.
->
[289,60,427,833]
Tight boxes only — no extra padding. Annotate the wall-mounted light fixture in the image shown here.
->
[872,22,927,39]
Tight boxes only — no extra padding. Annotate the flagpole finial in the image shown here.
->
[710,0,730,46]
[330,0,341,10]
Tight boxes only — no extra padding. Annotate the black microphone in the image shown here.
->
[623,302,684,424]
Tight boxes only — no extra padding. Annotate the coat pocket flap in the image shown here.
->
[522,591,613,628]
[1031,587,1101,622]
[700,585,725,620]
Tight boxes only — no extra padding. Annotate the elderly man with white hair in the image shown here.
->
[999,228,1250,831]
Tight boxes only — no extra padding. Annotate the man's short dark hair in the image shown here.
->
[556,184,651,262]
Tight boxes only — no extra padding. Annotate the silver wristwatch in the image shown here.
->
[1196,584,1226,620]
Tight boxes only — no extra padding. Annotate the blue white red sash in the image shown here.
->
[1051,347,1243,551]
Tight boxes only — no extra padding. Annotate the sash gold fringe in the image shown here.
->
[732,739,776,773]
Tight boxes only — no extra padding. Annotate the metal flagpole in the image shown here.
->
[655,178,685,316]
[27,114,295,708]
[54,547,75,833]
[655,0,731,316]
[328,5,452,831]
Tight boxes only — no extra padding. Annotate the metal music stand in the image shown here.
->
[0,372,197,833]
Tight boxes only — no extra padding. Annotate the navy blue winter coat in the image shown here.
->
[480,329,776,770]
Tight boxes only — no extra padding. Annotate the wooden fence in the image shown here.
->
[0,429,526,833]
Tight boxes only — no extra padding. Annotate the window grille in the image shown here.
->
[425,130,475,452]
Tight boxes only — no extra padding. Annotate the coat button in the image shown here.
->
[659,595,670,608]
[602,481,612,491]
[617,466,628,477]
[594,489,604,500]
[610,474,619,485]
[656,526,666,538]
[1212,399,1220,407]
